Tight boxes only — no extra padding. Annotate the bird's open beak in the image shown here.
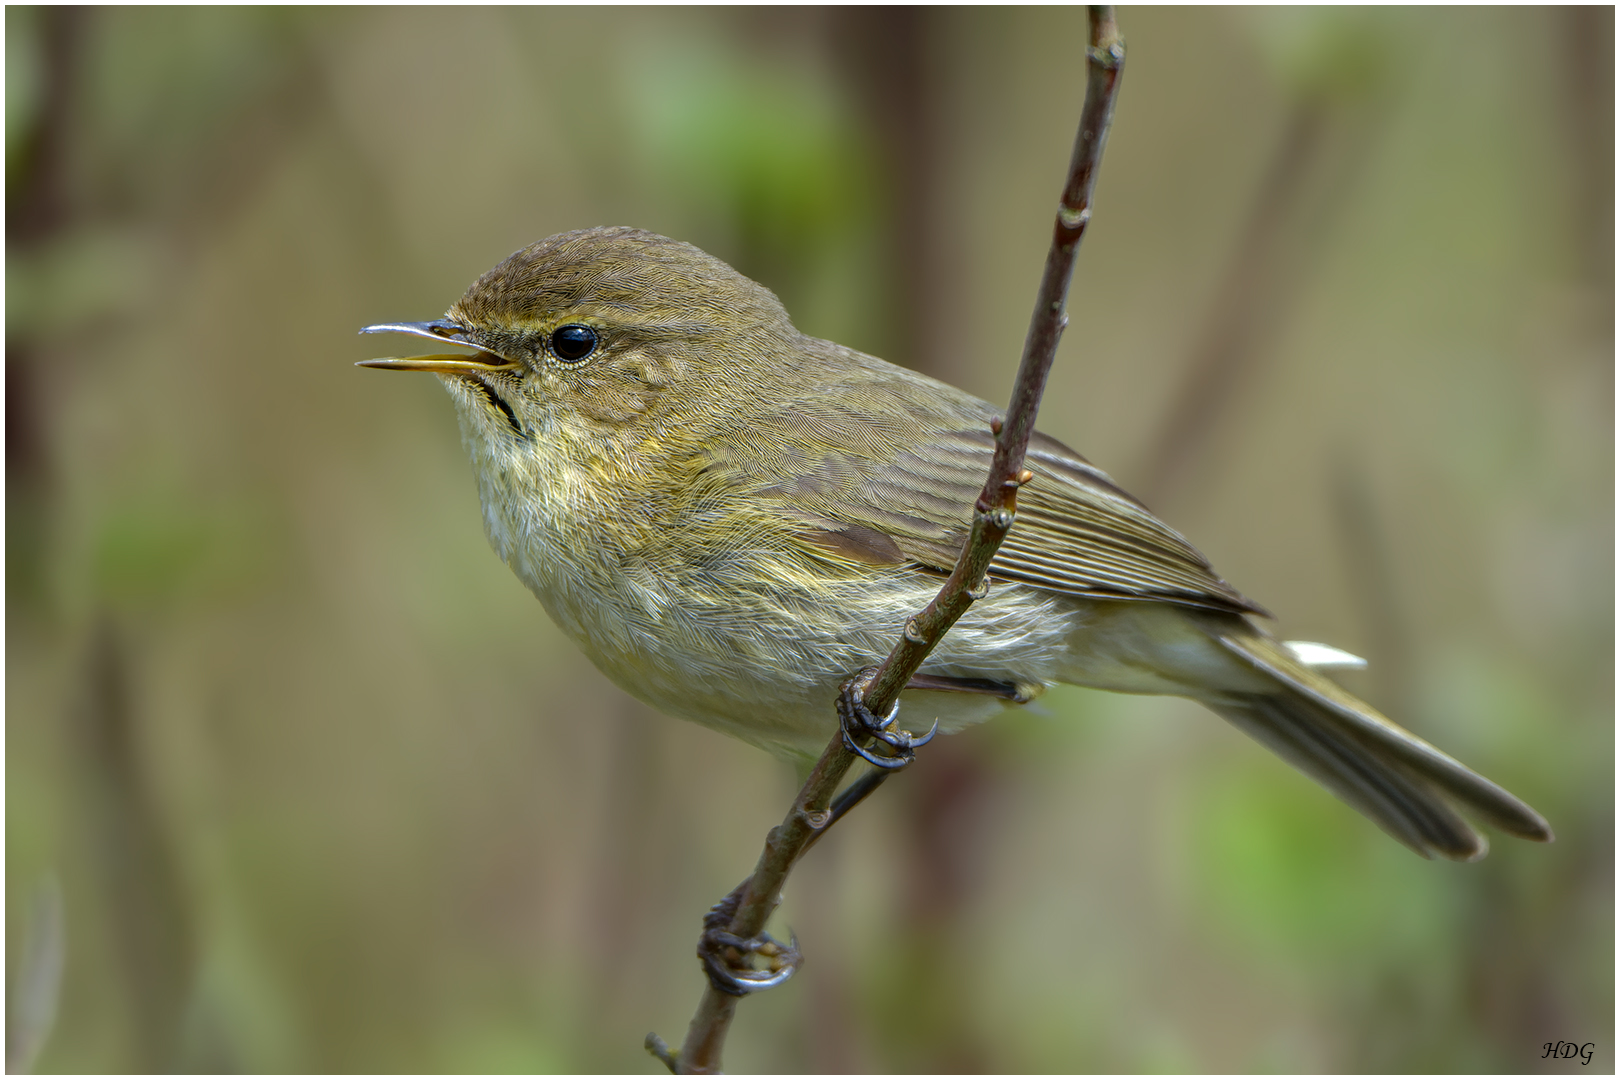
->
[356,321,522,374]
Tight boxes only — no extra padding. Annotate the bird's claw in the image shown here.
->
[699,929,800,996]
[697,880,801,997]
[837,673,938,770]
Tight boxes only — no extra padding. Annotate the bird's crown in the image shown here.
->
[449,226,791,337]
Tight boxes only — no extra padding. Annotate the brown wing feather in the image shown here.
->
[867,427,1262,614]
[717,381,1260,615]
[693,338,1257,614]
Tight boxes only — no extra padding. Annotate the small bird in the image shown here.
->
[361,226,1551,861]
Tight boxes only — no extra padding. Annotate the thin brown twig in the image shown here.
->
[649,8,1125,1073]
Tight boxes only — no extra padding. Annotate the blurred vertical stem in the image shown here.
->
[1135,99,1327,506]
[834,11,987,1068]
[6,6,80,616]
[829,7,940,379]
[647,7,1125,1073]
[6,12,77,1069]
[73,618,195,1071]
[1561,6,1615,295]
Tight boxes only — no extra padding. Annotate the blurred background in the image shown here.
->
[6,6,1612,1073]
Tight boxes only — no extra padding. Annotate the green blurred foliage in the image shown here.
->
[1189,762,1455,964]
[6,6,1611,1074]
[1249,7,1404,100]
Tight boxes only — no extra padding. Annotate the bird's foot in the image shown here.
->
[837,669,938,770]
[697,880,801,997]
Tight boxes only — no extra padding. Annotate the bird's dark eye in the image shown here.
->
[550,324,597,363]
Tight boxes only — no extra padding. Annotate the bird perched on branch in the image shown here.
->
[361,226,1551,862]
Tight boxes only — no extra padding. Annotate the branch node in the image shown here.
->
[966,578,991,601]
[989,416,1004,436]
[903,617,927,644]
[989,508,1014,530]
[1058,205,1089,229]
[645,1033,678,1073]
[1086,42,1125,70]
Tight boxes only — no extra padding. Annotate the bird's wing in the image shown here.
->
[720,403,1261,615]
[885,427,1263,614]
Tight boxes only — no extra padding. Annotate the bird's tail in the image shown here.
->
[1204,629,1553,861]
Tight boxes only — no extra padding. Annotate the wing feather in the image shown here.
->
[720,388,1261,615]
[874,427,1260,613]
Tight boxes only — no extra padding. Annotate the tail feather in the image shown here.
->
[1206,629,1553,860]
[1210,692,1487,860]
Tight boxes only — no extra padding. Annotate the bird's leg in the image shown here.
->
[694,672,943,996]
[837,668,938,770]
[696,878,802,996]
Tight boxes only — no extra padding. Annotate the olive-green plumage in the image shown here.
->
[362,226,1552,862]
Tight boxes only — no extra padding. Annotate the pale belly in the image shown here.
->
[516,545,1271,763]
